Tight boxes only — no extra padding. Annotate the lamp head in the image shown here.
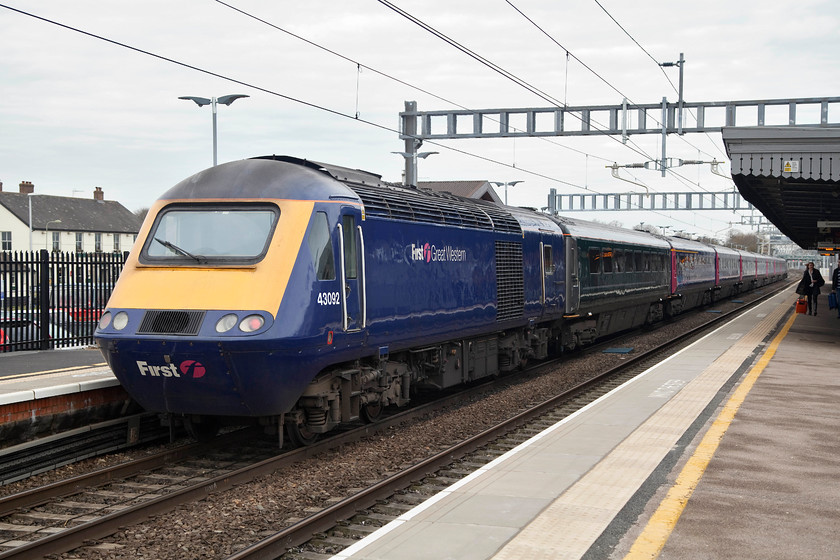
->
[178,96,212,107]
[217,94,250,106]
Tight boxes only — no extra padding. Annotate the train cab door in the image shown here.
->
[337,209,367,335]
[539,235,562,315]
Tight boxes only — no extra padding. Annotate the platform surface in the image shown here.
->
[0,347,116,405]
[332,289,840,560]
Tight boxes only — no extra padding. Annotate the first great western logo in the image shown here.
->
[410,242,467,263]
[136,360,206,379]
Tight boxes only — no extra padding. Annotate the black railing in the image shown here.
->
[0,250,127,352]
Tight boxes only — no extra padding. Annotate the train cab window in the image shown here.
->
[141,204,279,265]
[602,249,614,273]
[589,248,601,274]
[307,212,335,280]
[543,245,554,275]
[341,215,358,279]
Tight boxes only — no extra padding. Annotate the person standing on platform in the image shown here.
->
[796,262,825,315]
[832,259,840,319]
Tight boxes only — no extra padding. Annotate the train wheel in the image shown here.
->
[184,416,219,442]
[360,402,383,423]
[286,419,319,447]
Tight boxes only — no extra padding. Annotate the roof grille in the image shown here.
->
[138,310,205,335]
[346,184,522,234]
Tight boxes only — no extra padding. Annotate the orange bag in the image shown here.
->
[795,298,807,314]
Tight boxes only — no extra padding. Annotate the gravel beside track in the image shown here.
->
[1,290,783,559]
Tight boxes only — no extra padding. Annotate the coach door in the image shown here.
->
[337,210,367,333]
[565,238,580,313]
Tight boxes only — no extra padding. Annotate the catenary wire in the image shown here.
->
[508,0,727,174]
[222,0,733,213]
[378,0,745,224]
[0,3,732,233]
[379,0,734,204]
[591,0,729,161]
[374,0,662,163]
[505,0,725,167]
[214,0,603,162]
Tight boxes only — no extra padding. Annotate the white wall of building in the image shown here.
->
[0,205,137,254]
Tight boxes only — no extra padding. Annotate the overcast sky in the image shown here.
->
[1,0,838,240]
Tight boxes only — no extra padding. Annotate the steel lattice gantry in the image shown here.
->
[548,190,753,212]
[398,98,840,250]
[723,126,840,250]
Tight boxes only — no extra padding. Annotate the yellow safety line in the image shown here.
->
[1,363,108,381]
[624,310,798,560]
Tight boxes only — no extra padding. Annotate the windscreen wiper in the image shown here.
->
[154,237,206,264]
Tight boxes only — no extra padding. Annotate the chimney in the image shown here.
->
[0,181,3,192]
[93,187,104,201]
[19,181,34,194]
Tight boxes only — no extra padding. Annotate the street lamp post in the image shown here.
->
[45,220,61,251]
[491,181,523,205]
[28,194,34,252]
[178,94,249,166]
[391,150,438,186]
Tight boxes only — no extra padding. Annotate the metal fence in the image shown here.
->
[0,250,127,352]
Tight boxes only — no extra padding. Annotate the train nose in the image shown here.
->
[99,338,315,417]
[101,340,250,415]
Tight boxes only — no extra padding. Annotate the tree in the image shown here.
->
[633,223,659,234]
[726,230,761,252]
[134,207,149,224]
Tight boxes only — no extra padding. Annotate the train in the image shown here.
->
[94,156,788,444]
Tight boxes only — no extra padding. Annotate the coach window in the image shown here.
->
[614,250,624,273]
[625,251,635,273]
[602,248,614,273]
[634,251,643,272]
[589,248,600,274]
[342,215,357,279]
[307,212,335,280]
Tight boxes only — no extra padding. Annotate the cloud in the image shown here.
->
[0,0,837,234]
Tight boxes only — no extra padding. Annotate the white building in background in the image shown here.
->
[0,181,142,255]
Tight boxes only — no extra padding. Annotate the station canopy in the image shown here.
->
[723,127,840,252]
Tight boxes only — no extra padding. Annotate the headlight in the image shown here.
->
[98,311,112,330]
[215,313,238,333]
[113,312,129,330]
[239,314,265,332]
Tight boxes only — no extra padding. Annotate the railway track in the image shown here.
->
[0,284,790,559]
[0,413,168,486]
[232,285,791,560]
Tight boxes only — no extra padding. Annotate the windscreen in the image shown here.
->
[142,204,279,265]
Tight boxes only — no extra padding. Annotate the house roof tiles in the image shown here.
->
[0,192,142,233]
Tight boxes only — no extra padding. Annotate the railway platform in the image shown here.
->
[331,287,840,560]
[0,347,129,444]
